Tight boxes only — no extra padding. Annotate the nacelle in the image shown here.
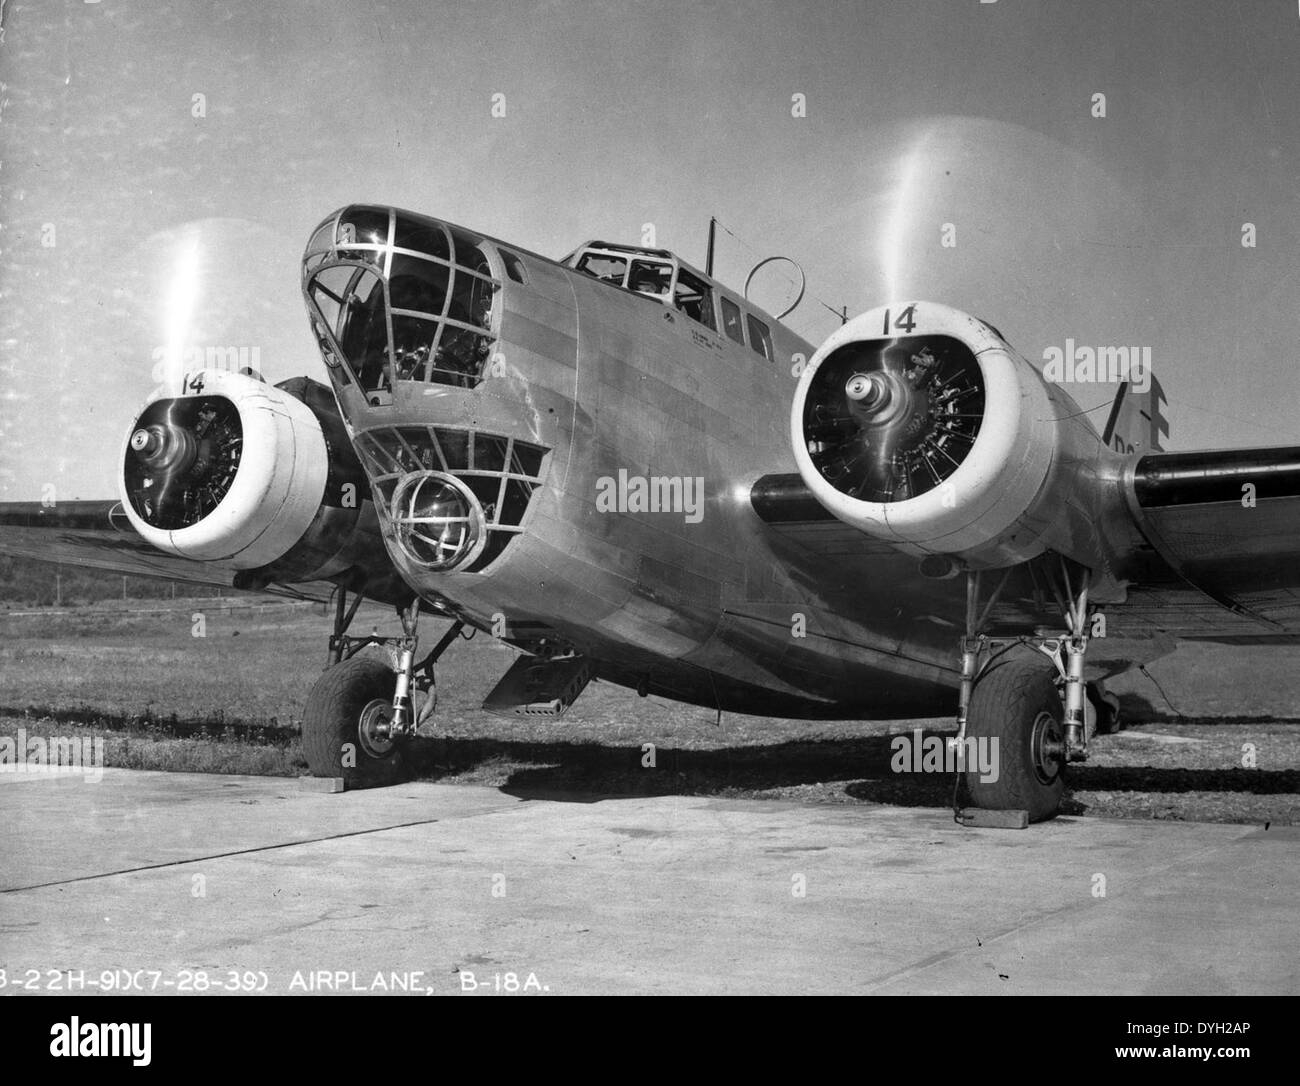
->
[791,302,1099,568]
[119,369,386,585]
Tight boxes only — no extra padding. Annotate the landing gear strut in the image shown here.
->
[302,584,465,787]
[953,558,1097,823]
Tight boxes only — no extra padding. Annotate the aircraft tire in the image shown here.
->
[963,659,1066,822]
[303,655,410,788]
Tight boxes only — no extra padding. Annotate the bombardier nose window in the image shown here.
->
[389,255,450,314]
[315,266,388,391]
[303,206,502,396]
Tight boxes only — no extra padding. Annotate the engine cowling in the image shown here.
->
[119,369,381,583]
[792,302,1077,567]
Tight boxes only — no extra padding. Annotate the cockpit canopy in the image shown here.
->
[302,206,501,401]
[565,242,718,328]
[564,241,775,360]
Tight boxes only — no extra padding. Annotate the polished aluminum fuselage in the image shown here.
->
[305,210,1217,717]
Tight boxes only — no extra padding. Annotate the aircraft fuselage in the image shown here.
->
[300,206,1127,718]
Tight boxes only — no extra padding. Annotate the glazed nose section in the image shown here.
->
[302,205,501,397]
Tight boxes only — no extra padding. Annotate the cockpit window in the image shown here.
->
[673,268,715,330]
[576,252,628,285]
[303,205,501,396]
[629,260,672,297]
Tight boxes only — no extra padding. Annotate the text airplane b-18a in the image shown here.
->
[5,205,1298,823]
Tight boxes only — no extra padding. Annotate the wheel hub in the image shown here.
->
[1031,710,1066,785]
[357,698,398,759]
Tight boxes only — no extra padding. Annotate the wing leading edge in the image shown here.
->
[0,500,356,604]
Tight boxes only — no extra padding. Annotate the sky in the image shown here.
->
[1,0,1297,500]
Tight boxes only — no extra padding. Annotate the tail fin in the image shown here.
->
[1103,373,1169,455]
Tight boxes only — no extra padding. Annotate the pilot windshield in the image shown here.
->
[628,260,671,297]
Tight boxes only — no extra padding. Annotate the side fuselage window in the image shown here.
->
[746,314,773,360]
[720,297,745,344]
[500,250,528,284]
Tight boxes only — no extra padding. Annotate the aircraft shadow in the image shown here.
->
[1115,692,1300,727]
[400,731,1298,810]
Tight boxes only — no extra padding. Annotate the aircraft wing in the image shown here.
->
[0,500,334,603]
[1116,445,1300,640]
[751,444,1300,645]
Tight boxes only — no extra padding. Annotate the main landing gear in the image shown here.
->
[302,584,465,788]
[953,558,1104,823]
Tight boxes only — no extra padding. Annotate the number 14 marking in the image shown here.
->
[882,305,917,335]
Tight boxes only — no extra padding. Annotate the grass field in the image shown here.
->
[1,601,1297,824]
